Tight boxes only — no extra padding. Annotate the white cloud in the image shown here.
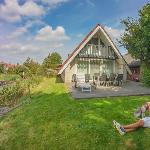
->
[0,0,21,22]
[7,27,28,39]
[0,0,71,22]
[41,0,69,6]
[0,25,70,63]
[7,20,45,39]
[0,0,71,63]
[0,0,45,22]
[20,1,45,17]
[104,26,124,42]
[35,25,70,44]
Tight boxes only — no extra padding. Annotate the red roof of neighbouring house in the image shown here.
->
[0,61,16,68]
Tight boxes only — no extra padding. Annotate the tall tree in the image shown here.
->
[42,52,62,69]
[120,3,150,68]
[0,64,4,73]
[23,57,40,74]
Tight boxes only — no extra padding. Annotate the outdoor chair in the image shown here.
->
[100,73,107,86]
[75,74,85,88]
[85,74,90,83]
[72,74,76,82]
[107,73,116,86]
[74,74,92,92]
[113,74,123,86]
[93,73,100,88]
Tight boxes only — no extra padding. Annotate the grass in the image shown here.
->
[0,78,150,150]
[0,73,20,81]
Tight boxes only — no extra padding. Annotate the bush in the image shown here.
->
[142,68,150,86]
[0,82,25,107]
[0,75,43,107]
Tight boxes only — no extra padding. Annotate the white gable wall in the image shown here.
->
[58,25,131,82]
[63,59,76,82]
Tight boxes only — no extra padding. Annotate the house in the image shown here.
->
[58,24,131,83]
[123,53,140,81]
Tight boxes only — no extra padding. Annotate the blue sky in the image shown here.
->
[0,0,149,64]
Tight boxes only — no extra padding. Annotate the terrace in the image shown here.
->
[68,81,150,99]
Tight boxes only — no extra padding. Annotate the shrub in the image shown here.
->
[0,75,43,107]
[0,81,25,107]
[142,68,150,86]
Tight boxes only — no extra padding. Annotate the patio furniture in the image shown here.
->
[85,74,90,83]
[79,82,91,92]
[72,74,76,82]
[113,74,123,86]
[100,73,107,86]
[93,73,100,88]
[75,74,85,88]
[107,73,116,86]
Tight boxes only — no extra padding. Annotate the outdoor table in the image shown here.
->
[79,82,91,92]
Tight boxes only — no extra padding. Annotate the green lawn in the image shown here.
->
[0,74,20,81]
[0,78,150,150]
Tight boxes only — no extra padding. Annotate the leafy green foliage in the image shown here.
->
[7,67,16,74]
[142,68,150,86]
[0,74,20,81]
[0,82,25,107]
[120,3,150,67]
[0,75,42,107]
[15,65,29,78]
[42,52,62,70]
[0,64,4,73]
[23,57,40,75]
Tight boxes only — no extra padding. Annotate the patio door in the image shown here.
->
[90,61,100,76]
[105,60,113,75]
[77,61,88,75]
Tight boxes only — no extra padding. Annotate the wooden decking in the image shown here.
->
[67,81,150,99]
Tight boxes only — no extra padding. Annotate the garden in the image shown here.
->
[0,3,150,150]
[0,78,150,150]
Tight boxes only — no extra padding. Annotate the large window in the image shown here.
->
[104,60,114,75]
[90,61,100,76]
[77,61,88,74]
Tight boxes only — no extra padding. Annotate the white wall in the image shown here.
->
[64,59,76,82]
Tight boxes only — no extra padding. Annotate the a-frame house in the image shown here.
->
[58,24,131,83]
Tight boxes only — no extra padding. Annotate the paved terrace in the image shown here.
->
[67,81,150,99]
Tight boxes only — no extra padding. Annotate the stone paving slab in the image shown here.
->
[68,81,150,99]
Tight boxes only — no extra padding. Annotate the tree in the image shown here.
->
[120,3,150,68]
[42,52,62,70]
[15,65,29,78]
[0,64,4,73]
[23,57,40,74]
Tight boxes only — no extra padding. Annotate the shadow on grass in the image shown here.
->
[55,75,64,83]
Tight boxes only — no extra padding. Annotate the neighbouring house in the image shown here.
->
[123,53,141,81]
[58,24,131,83]
[0,61,16,72]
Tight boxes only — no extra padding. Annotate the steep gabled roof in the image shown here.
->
[58,24,131,75]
